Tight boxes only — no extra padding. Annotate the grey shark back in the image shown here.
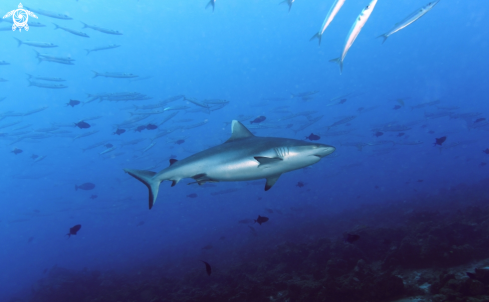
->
[124,120,335,209]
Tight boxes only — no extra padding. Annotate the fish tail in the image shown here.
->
[329,57,343,75]
[309,33,321,46]
[26,73,32,80]
[13,37,22,47]
[91,70,99,78]
[84,49,90,55]
[80,21,88,29]
[52,23,60,30]
[205,0,214,11]
[377,34,388,44]
[123,169,160,209]
[75,185,78,191]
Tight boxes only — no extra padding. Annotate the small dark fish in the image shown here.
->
[339,99,347,104]
[238,219,253,224]
[75,121,90,129]
[31,154,39,159]
[175,139,185,145]
[254,215,269,225]
[357,107,365,112]
[12,148,23,155]
[382,239,392,245]
[421,124,427,128]
[428,130,435,134]
[219,236,225,240]
[306,133,320,141]
[417,179,423,183]
[43,268,48,274]
[75,182,96,191]
[296,181,305,188]
[114,128,126,135]
[433,136,447,146]
[393,105,402,110]
[250,116,266,124]
[28,236,34,243]
[374,185,379,189]
[104,143,113,148]
[67,99,80,107]
[67,224,81,237]
[275,209,283,214]
[33,209,40,213]
[483,149,489,155]
[137,221,145,226]
[201,261,212,276]
[187,193,198,198]
[481,162,487,167]
[374,131,383,137]
[146,124,157,130]
[475,118,486,123]
[135,125,146,132]
[265,208,273,213]
[89,195,98,199]
[286,124,293,129]
[202,244,213,250]
[344,233,360,243]
[397,133,405,137]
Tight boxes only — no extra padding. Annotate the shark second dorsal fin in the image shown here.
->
[226,120,254,143]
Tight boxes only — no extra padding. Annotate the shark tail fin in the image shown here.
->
[13,37,22,47]
[377,34,388,44]
[329,57,343,75]
[124,169,159,209]
[310,33,322,45]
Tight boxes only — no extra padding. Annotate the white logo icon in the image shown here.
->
[2,3,38,32]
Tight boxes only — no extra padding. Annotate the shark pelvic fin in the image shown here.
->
[123,169,159,209]
[265,174,282,191]
[226,120,254,143]
[254,156,283,167]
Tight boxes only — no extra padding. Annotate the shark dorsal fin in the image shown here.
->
[226,120,254,143]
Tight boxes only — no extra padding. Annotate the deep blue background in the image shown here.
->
[0,0,488,300]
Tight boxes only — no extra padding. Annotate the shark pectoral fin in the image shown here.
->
[123,169,160,209]
[254,156,283,167]
[225,120,255,143]
[265,174,282,191]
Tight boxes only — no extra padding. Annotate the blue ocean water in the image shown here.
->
[1,0,489,301]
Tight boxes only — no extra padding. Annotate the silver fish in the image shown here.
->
[81,22,122,35]
[53,23,89,38]
[92,71,138,79]
[378,0,440,43]
[85,44,120,55]
[14,38,57,48]
[330,0,378,74]
[310,0,346,45]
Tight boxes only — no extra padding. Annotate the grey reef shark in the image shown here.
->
[124,120,335,209]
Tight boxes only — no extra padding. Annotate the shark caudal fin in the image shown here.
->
[377,34,388,44]
[309,33,322,46]
[329,57,343,75]
[123,169,159,209]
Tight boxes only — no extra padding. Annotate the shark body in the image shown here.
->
[124,120,335,209]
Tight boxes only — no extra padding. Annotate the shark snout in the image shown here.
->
[314,145,335,158]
